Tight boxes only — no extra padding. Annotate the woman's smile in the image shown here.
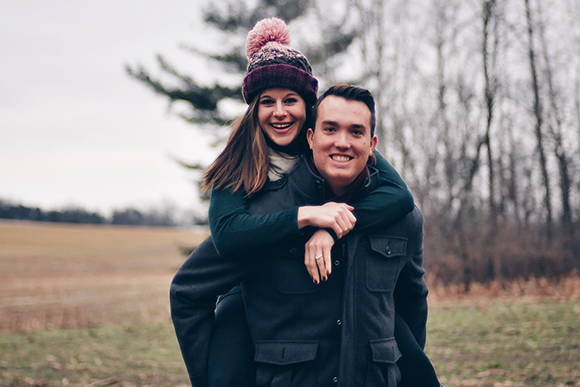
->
[270,122,295,130]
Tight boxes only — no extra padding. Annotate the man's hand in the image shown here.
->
[304,229,335,284]
[297,202,356,238]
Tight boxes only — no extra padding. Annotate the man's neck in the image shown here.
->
[307,155,369,202]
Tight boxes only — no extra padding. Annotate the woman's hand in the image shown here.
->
[304,229,335,284]
[297,202,356,238]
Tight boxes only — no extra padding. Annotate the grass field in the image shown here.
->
[1,299,577,386]
[1,220,578,386]
[0,220,207,331]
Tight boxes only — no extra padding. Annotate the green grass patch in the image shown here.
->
[1,299,578,386]
[426,299,579,386]
[0,323,189,386]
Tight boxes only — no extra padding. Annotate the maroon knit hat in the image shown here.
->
[242,18,318,105]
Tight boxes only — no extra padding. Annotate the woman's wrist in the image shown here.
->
[297,206,313,229]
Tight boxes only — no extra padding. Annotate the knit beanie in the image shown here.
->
[242,17,318,105]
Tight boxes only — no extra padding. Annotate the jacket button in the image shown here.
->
[334,259,341,266]
[385,247,392,255]
[336,319,342,326]
[332,376,339,383]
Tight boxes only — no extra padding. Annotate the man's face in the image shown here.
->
[307,95,378,195]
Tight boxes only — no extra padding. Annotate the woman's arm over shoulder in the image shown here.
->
[351,150,414,231]
[209,188,301,257]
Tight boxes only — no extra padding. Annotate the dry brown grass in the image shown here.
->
[427,274,580,306]
[0,220,208,332]
[1,219,577,333]
[1,221,578,386]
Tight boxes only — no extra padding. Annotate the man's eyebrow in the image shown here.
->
[320,120,338,126]
[350,124,366,130]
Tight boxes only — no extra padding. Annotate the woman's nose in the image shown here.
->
[273,102,287,119]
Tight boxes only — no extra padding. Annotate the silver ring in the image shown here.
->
[315,255,323,260]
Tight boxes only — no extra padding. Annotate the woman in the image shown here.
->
[171,17,440,387]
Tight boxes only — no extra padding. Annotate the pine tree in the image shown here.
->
[126,0,359,142]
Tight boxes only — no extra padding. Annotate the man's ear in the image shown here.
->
[306,128,314,149]
[369,135,378,154]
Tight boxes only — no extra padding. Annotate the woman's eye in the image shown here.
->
[285,98,298,103]
[260,99,274,105]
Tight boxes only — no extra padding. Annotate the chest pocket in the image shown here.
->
[366,236,407,292]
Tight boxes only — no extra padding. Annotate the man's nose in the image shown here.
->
[334,132,350,149]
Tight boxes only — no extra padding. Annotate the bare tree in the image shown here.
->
[524,0,553,240]
[535,0,575,235]
[482,0,498,224]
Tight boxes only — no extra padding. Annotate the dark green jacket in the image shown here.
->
[208,151,414,257]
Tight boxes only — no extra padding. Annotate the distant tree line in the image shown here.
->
[0,199,194,227]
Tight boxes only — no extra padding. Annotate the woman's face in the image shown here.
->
[257,88,306,147]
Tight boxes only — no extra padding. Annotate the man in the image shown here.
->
[171,85,429,387]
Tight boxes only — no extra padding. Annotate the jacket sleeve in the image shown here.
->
[209,188,303,257]
[393,208,429,349]
[211,151,413,256]
[169,237,244,387]
[351,151,415,232]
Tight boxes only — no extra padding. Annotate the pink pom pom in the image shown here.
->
[246,17,290,59]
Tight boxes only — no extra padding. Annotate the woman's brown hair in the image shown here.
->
[201,97,268,196]
[202,94,311,196]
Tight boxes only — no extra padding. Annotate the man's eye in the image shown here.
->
[352,130,363,136]
[323,127,336,132]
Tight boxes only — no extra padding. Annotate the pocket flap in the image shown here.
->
[369,337,402,364]
[369,236,407,258]
[254,341,318,365]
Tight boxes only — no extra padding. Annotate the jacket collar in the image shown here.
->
[303,154,379,203]
[260,154,379,204]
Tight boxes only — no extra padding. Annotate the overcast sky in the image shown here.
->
[0,1,219,215]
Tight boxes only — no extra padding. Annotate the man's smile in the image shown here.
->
[330,154,354,162]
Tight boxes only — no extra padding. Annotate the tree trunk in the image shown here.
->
[524,0,553,240]
[536,0,574,233]
[482,0,497,225]
[507,123,522,226]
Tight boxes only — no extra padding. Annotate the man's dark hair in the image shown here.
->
[313,84,376,136]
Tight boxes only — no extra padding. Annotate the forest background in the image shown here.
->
[133,0,579,288]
